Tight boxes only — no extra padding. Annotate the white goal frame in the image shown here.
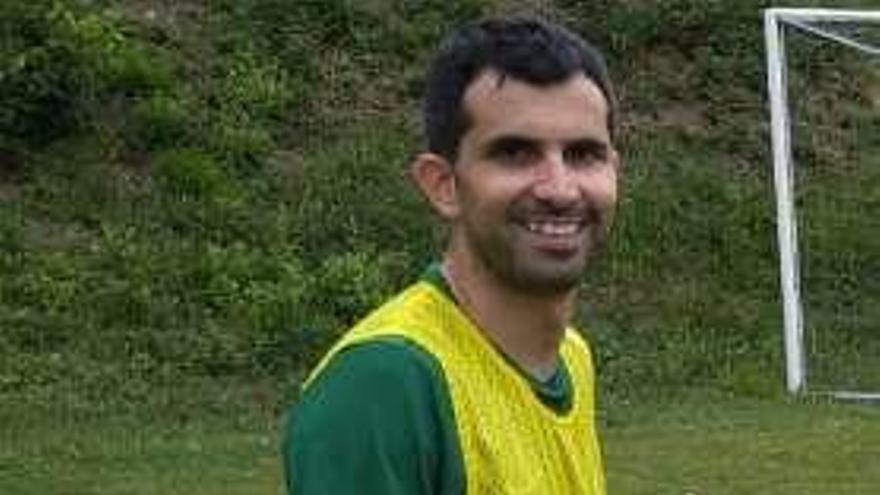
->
[764,8,880,399]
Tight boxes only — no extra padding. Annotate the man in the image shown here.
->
[283,16,619,494]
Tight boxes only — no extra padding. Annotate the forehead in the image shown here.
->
[461,70,610,143]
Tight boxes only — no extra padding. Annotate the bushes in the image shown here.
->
[128,94,191,150]
[0,0,301,180]
[0,0,775,404]
[1,1,173,152]
[8,0,880,407]
[153,149,239,201]
[0,221,407,395]
[293,126,435,266]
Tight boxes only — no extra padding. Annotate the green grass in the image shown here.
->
[603,397,880,494]
[2,425,280,495]
[2,394,877,495]
[0,406,282,495]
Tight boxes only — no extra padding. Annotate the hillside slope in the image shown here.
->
[2,0,879,412]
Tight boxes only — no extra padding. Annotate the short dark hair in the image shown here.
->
[424,17,616,162]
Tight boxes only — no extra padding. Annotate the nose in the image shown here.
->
[531,152,579,207]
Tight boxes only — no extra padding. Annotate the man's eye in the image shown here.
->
[564,143,607,167]
[488,140,539,165]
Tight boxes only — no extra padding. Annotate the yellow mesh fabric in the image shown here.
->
[305,281,605,495]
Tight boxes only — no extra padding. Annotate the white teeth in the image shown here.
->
[526,221,580,235]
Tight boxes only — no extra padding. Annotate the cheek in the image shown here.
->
[460,169,524,211]
[583,169,618,208]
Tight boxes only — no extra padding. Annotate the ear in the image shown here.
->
[409,152,460,220]
[610,147,622,169]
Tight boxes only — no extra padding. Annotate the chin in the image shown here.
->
[505,260,587,296]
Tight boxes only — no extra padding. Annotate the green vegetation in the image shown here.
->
[603,396,880,494]
[2,396,877,494]
[1,402,281,494]
[2,0,880,490]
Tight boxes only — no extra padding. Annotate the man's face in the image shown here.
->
[450,70,618,296]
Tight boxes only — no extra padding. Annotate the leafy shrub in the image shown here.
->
[1,1,173,151]
[128,93,193,150]
[203,117,274,172]
[152,148,238,201]
[1,0,85,147]
[304,251,401,326]
[191,47,298,170]
[293,125,436,269]
[212,48,296,124]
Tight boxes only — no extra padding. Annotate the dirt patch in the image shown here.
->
[623,101,709,138]
[0,183,21,203]
[863,68,880,108]
[266,149,306,198]
[0,149,25,203]
[656,103,709,134]
[22,219,93,252]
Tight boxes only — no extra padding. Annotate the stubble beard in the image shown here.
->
[463,203,611,298]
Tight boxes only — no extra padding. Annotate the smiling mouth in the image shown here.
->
[516,218,588,255]
[524,219,583,236]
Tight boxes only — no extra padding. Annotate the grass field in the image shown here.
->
[0,404,283,495]
[2,394,877,495]
[603,396,880,494]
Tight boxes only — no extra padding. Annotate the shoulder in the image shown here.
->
[561,328,598,398]
[283,338,462,494]
[304,337,444,395]
[564,327,591,349]
[562,328,595,366]
[288,337,452,446]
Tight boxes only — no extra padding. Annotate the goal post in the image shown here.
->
[764,8,880,399]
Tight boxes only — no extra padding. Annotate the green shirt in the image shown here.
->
[282,265,576,494]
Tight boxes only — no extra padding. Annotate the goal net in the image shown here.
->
[764,8,880,400]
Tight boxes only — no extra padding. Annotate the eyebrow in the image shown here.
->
[565,137,611,156]
[483,135,540,156]
[482,134,610,155]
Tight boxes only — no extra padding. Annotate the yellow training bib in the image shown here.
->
[306,281,605,495]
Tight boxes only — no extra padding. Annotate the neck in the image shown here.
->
[442,248,575,379]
